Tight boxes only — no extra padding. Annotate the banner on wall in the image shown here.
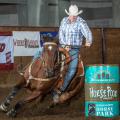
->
[0,35,14,70]
[40,32,58,47]
[13,31,40,56]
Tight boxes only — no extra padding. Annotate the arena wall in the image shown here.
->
[0,27,119,86]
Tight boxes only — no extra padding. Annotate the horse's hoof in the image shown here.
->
[6,108,17,118]
[0,103,8,112]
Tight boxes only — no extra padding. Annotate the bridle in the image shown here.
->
[20,43,80,86]
[25,42,59,86]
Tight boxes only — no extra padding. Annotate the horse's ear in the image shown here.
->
[53,34,59,44]
[52,37,59,45]
[43,36,59,44]
[43,36,49,43]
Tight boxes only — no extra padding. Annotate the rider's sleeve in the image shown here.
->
[80,18,93,45]
[59,18,66,45]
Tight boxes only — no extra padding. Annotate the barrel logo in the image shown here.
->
[89,86,118,100]
[93,70,114,82]
[88,103,96,116]
[96,71,110,79]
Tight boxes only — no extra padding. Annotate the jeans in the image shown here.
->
[33,47,43,61]
[60,48,80,92]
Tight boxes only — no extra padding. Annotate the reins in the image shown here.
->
[54,50,80,78]
[54,49,79,69]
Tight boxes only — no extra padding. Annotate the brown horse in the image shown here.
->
[0,41,84,117]
[0,41,69,117]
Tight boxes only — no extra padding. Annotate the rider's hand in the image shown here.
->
[85,42,91,47]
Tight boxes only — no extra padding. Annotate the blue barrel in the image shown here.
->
[85,64,120,118]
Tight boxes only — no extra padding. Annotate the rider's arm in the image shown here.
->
[79,18,93,46]
[59,18,66,45]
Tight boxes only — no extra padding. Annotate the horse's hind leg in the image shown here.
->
[0,77,25,112]
[7,91,41,117]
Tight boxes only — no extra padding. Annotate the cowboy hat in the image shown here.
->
[65,4,83,16]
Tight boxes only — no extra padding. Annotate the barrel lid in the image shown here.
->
[86,64,119,67]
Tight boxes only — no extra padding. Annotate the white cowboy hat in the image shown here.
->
[65,4,83,16]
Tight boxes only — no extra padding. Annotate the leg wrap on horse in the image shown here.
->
[6,101,24,117]
[5,86,20,105]
[0,103,8,112]
[0,86,20,112]
[14,101,24,111]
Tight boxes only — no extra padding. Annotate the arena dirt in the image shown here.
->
[0,87,119,120]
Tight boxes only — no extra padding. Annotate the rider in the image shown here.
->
[52,4,93,103]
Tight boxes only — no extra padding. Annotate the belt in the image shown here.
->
[63,45,80,49]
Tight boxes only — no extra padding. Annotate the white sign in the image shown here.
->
[13,31,40,56]
[0,36,14,63]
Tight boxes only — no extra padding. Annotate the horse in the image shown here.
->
[0,40,84,117]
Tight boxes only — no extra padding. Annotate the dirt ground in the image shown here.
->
[0,87,119,120]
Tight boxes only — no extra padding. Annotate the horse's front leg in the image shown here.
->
[6,91,41,117]
[0,77,25,112]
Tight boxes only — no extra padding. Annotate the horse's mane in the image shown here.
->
[43,36,59,45]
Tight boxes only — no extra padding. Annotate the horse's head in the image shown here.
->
[41,42,58,78]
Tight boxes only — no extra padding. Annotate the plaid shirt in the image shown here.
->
[59,16,92,46]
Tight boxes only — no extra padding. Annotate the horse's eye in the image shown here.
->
[48,45,52,50]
